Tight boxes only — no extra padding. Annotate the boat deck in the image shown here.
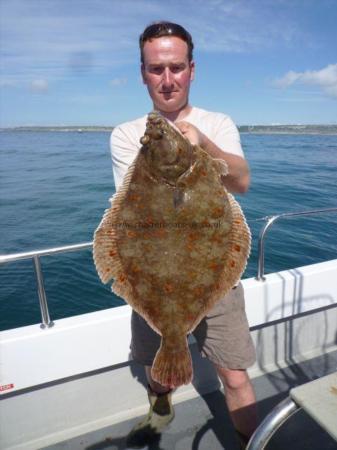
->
[44,356,337,450]
[44,390,337,450]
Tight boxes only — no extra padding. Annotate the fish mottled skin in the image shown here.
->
[93,112,251,387]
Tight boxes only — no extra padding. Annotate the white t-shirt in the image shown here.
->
[110,106,244,191]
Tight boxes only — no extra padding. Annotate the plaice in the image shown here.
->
[93,112,251,387]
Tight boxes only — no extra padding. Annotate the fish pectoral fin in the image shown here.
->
[172,188,186,208]
[213,158,229,177]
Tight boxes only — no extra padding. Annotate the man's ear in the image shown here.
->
[141,64,147,85]
[190,60,195,82]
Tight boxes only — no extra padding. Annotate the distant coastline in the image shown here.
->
[238,124,337,135]
[0,126,114,132]
[1,124,337,134]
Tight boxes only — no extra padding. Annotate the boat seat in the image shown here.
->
[246,371,337,449]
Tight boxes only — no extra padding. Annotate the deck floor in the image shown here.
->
[45,387,336,450]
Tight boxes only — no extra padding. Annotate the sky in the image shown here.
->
[0,0,337,127]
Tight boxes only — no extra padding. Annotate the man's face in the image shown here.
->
[141,36,195,114]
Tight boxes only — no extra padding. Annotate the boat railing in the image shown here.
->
[255,207,337,281]
[0,242,92,329]
[0,207,336,329]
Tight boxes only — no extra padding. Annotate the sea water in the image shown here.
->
[0,130,336,330]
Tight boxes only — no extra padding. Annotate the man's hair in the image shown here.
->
[139,21,194,64]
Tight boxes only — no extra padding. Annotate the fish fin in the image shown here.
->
[213,158,229,176]
[151,336,193,387]
[186,193,251,319]
[227,192,251,280]
[214,193,251,297]
[172,188,186,208]
[93,158,138,285]
[112,278,134,302]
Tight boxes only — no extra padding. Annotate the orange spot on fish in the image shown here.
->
[212,207,224,217]
[194,286,204,296]
[164,283,174,293]
[200,169,207,176]
[209,262,220,271]
[188,232,198,241]
[185,314,195,321]
[233,244,241,252]
[109,250,116,257]
[229,260,236,268]
[210,235,222,244]
[127,231,137,238]
[119,274,126,283]
[129,194,141,201]
[153,229,167,238]
[145,305,157,316]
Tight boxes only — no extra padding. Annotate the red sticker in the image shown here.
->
[0,383,14,392]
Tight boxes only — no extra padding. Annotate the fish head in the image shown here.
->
[140,112,194,185]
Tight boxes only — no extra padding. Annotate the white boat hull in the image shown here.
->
[1,259,337,449]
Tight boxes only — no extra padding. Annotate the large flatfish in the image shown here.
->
[93,112,250,387]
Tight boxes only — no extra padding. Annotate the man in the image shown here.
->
[111,21,257,448]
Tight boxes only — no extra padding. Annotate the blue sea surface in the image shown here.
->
[1,130,336,331]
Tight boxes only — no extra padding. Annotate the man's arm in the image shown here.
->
[110,125,141,192]
[176,121,250,194]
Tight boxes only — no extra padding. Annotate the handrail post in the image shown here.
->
[32,255,54,329]
[0,241,92,329]
[256,216,278,281]
[255,207,337,281]
[246,397,299,449]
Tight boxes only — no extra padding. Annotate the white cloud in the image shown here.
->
[183,0,301,53]
[0,79,19,88]
[273,64,337,98]
[30,79,49,93]
[0,0,306,82]
[110,77,127,87]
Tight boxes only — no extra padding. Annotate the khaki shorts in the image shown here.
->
[130,283,256,370]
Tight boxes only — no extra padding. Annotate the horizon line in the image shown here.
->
[1,123,337,130]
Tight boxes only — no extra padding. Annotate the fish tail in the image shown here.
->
[151,336,193,387]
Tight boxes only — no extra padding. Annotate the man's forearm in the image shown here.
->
[175,121,250,194]
[201,135,250,194]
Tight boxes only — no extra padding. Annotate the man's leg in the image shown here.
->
[126,312,175,447]
[192,284,258,444]
[216,366,257,439]
[145,366,172,394]
[126,366,174,447]
[144,365,175,431]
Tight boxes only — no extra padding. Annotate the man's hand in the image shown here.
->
[175,121,206,147]
[175,120,250,194]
